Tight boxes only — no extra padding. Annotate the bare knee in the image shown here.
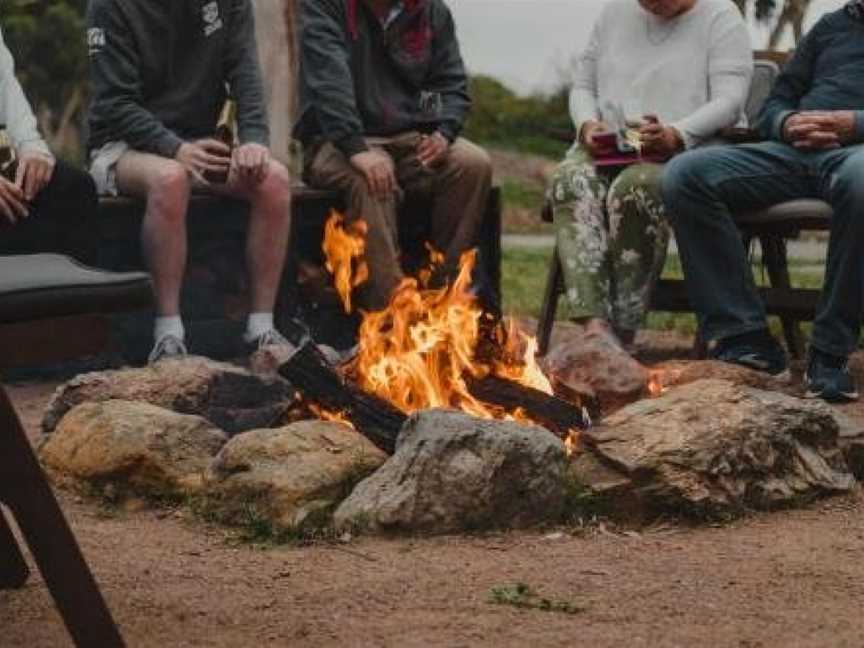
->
[147,161,190,219]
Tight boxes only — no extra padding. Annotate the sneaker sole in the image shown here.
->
[804,388,860,403]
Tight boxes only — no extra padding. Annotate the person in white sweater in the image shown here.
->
[547,0,752,348]
[0,25,97,261]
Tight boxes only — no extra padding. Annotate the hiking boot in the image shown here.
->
[804,349,859,402]
[709,329,788,376]
[147,334,188,365]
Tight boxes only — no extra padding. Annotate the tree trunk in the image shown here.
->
[253,0,298,170]
[768,0,813,49]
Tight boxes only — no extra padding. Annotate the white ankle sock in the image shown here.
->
[245,312,274,342]
[154,316,184,343]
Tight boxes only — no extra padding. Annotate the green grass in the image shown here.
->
[501,245,825,337]
[488,583,586,615]
[500,178,545,211]
[477,135,568,160]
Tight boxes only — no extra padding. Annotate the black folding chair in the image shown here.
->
[0,253,151,647]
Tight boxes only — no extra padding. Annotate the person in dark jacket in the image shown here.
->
[297,0,492,310]
[86,0,292,364]
[662,2,864,402]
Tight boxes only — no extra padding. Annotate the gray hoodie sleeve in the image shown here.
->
[225,0,269,147]
[86,0,183,158]
[424,2,471,142]
[299,0,368,157]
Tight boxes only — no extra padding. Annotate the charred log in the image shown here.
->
[465,374,590,437]
[278,342,405,454]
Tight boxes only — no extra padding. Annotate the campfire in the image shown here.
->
[279,212,588,454]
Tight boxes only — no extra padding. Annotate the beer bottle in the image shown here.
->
[0,125,18,182]
[204,99,236,184]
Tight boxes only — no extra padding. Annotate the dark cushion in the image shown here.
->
[0,254,151,324]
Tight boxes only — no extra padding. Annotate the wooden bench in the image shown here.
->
[536,54,829,359]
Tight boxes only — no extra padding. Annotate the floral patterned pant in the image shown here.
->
[547,145,669,331]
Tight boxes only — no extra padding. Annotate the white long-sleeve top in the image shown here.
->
[0,27,51,157]
[570,0,753,149]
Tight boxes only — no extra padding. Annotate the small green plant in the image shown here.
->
[488,583,586,615]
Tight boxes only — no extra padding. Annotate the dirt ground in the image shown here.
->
[4,337,864,647]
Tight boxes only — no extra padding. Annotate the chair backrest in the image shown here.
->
[745,59,780,126]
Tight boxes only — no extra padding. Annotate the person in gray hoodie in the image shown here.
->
[0,25,97,261]
[297,0,492,311]
[86,0,292,364]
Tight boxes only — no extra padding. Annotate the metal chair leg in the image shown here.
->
[0,507,29,589]
[537,248,564,357]
[0,386,125,647]
[760,235,804,358]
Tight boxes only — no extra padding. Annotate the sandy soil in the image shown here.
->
[4,340,864,647]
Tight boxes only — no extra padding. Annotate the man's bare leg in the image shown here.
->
[219,159,292,344]
[116,151,191,318]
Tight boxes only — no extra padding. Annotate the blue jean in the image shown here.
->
[662,141,864,357]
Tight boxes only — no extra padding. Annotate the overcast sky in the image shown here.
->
[447,0,847,95]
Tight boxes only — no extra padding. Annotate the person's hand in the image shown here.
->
[175,139,231,183]
[233,142,270,184]
[416,132,449,168]
[15,151,55,202]
[783,111,853,150]
[0,176,28,225]
[580,120,615,157]
[639,118,684,158]
[350,149,398,199]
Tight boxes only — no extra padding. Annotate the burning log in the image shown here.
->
[278,342,405,454]
[465,374,590,438]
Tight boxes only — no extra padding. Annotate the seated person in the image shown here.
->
[663,2,864,402]
[86,0,293,363]
[548,0,751,350]
[296,0,492,311]
[0,26,97,260]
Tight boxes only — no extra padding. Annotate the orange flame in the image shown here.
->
[647,368,681,397]
[322,211,369,314]
[322,213,557,424]
[308,402,356,430]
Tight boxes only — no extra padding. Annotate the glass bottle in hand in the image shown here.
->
[204,99,236,184]
[0,125,18,182]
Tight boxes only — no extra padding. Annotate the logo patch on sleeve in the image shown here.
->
[202,2,224,37]
[87,28,106,55]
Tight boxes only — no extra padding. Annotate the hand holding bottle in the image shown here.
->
[15,151,55,202]
[0,176,28,225]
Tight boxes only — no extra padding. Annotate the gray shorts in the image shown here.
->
[88,141,129,196]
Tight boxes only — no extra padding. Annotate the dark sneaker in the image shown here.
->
[804,350,859,402]
[147,334,188,365]
[709,330,788,376]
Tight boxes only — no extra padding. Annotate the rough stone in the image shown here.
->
[577,379,856,517]
[543,330,649,413]
[833,411,864,480]
[649,359,794,394]
[334,409,567,534]
[42,356,294,436]
[40,400,227,497]
[204,420,386,529]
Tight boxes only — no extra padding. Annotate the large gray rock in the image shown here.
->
[334,409,568,534]
[543,330,648,414]
[574,379,856,517]
[42,357,293,436]
[204,420,386,529]
[40,400,227,497]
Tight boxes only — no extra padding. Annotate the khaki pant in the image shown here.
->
[305,132,492,310]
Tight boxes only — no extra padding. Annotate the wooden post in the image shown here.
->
[254,0,299,171]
